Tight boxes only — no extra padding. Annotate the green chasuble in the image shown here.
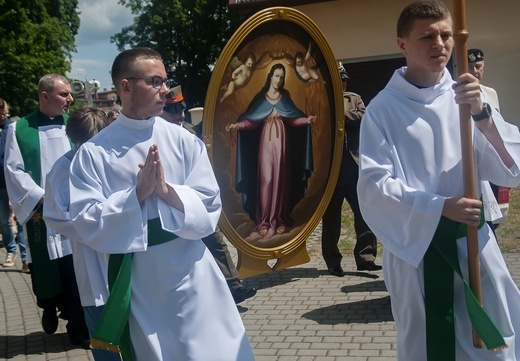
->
[16,111,68,300]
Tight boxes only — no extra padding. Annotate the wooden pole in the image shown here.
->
[452,0,484,348]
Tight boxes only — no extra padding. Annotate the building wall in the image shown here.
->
[294,0,520,125]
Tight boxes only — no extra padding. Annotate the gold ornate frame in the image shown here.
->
[203,7,344,277]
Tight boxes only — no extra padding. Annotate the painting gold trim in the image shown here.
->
[203,7,344,276]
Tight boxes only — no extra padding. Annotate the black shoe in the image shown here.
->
[232,287,257,304]
[357,261,382,271]
[69,335,90,350]
[327,265,344,277]
[42,309,58,334]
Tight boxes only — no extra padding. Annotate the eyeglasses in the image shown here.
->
[127,76,170,89]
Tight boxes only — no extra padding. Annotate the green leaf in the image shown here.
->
[0,0,80,116]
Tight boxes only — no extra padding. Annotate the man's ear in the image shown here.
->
[397,37,407,55]
[121,80,131,95]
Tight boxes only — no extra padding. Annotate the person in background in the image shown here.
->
[357,1,520,359]
[321,64,381,276]
[468,48,507,230]
[68,48,254,360]
[0,98,27,270]
[107,110,119,124]
[467,48,500,111]
[107,104,121,124]
[4,74,89,347]
[162,86,188,126]
[162,86,257,304]
[43,107,119,361]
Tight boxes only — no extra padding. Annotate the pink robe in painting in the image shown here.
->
[236,108,311,239]
[234,63,314,239]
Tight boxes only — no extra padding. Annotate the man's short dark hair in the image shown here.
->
[111,48,163,94]
[397,0,451,38]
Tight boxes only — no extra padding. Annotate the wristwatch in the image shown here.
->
[471,102,492,121]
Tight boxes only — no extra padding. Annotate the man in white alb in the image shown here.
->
[357,1,520,360]
[68,48,254,361]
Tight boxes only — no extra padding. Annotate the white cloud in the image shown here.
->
[76,0,134,46]
[69,0,134,89]
[68,57,107,80]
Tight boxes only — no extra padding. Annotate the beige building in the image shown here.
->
[230,0,520,126]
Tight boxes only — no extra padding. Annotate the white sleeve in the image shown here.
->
[43,157,81,241]
[4,123,43,224]
[69,146,146,255]
[357,109,444,268]
[158,136,222,240]
[474,109,520,187]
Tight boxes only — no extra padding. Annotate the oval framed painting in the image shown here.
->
[203,7,344,277]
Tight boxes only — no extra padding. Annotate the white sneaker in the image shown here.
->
[3,253,16,267]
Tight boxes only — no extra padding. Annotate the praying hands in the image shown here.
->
[137,144,184,211]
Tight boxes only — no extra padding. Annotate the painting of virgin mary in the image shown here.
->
[226,63,316,239]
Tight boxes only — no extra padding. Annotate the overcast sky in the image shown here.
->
[68,0,134,91]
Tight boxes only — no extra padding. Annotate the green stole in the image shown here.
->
[424,211,508,360]
[90,218,178,361]
[16,112,68,299]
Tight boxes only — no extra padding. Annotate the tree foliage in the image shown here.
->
[111,0,245,108]
[0,0,80,116]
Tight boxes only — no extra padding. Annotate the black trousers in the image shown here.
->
[30,255,89,339]
[201,226,242,293]
[321,150,377,268]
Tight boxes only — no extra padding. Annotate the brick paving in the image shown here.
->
[1,228,519,360]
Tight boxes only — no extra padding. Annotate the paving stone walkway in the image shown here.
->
[2,228,519,360]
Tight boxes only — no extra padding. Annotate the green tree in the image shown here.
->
[0,0,80,116]
[111,0,245,108]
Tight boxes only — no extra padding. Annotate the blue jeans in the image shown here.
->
[83,305,122,361]
[0,187,26,261]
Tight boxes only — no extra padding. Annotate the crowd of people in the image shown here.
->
[1,0,520,360]
[1,49,257,361]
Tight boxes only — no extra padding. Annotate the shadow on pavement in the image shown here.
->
[341,279,387,293]
[0,331,84,358]
[241,266,381,291]
[0,268,26,274]
[302,295,393,324]
[242,266,322,290]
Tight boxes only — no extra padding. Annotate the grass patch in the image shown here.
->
[496,187,520,253]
